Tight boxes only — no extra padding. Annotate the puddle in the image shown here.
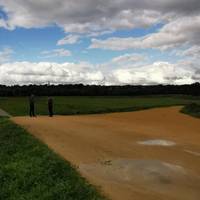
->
[80,159,186,184]
[137,139,176,146]
[162,162,186,174]
[79,159,200,199]
[184,149,200,156]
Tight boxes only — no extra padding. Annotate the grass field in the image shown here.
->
[181,103,200,118]
[0,95,199,116]
[0,117,105,200]
[0,95,199,200]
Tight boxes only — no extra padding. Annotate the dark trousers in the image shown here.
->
[30,104,35,117]
[48,105,53,117]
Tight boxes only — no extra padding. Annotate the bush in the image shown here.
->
[181,103,200,118]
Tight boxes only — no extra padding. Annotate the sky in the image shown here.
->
[0,0,200,85]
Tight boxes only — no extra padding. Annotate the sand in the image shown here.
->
[12,106,200,200]
[0,108,11,117]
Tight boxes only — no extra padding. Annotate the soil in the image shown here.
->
[12,106,200,200]
[0,108,11,117]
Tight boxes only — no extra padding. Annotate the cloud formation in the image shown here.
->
[0,47,13,63]
[90,15,200,51]
[0,1,200,85]
[41,49,71,58]
[0,0,199,33]
[110,61,198,85]
[111,54,146,64]
[0,59,199,86]
[0,61,104,85]
[1,1,200,54]
[57,35,80,45]
[181,46,200,59]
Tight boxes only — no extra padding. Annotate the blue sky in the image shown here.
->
[0,23,166,63]
[0,0,199,85]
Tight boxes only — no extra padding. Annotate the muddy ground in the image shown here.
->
[13,106,200,200]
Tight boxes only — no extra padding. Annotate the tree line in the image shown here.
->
[0,82,200,96]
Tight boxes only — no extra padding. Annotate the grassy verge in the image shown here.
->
[0,95,199,116]
[181,103,200,118]
[0,117,105,200]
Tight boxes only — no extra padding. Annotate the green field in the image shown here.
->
[0,95,199,116]
[0,117,105,200]
[181,103,200,118]
[0,96,199,200]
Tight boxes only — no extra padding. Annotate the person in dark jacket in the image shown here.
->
[48,97,53,117]
[29,94,36,117]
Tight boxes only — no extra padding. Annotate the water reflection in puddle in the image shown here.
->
[137,139,176,146]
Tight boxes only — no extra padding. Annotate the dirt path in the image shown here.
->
[0,108,11,117]
[12,107,200,200]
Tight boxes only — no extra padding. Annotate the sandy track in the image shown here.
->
[0,108,11,117]
[13,107,200,200]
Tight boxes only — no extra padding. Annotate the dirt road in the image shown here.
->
[12,107,200,200]
[0,108,11,117]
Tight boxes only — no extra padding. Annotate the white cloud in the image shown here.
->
[98,54,147,73]
[0,59,199,86]
[41,49,71,58]
[57,34,80,45]
[0,1,200,85]
[110,61,198,85]
[0,1,160,32]
[181,46,200,59]
[1,0,200,63]
[1,0,200,34]
[111,54,146,64]
[0,18,9,29]
[0,47,13,63]
[0,61,104,85]
[90,15,200,51]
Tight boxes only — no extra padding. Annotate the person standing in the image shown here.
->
[29,94,36,117]
[48,97,53,117]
